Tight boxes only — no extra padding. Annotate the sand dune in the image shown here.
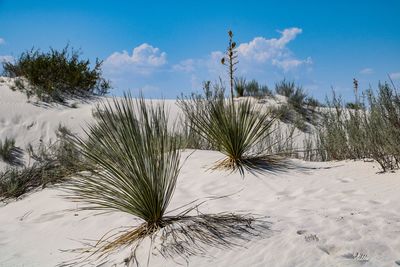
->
[1,79,400,267]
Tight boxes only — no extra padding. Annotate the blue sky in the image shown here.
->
[0,0,399,100]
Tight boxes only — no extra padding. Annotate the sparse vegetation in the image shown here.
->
[272,79,321,132]
[0,137,23,165]
[234,77,272,98]
[179,83,282,175]
[2,45,111,103]
[63,94,265,264]
[316,82,400,171]
[0,126,83,200]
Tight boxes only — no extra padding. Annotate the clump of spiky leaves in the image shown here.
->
[66,94,180,226]
[178,84,280,175]
[63,94,266,265]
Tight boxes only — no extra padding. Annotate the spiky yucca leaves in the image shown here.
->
[63,95,267,265]
[179,94,277,175]
[67,95,179,226]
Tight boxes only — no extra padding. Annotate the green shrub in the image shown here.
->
[274,80,320,129]
[275,79,296,97]
[234,77,246,97]
[245,79,260,96]
[2,46,111,102]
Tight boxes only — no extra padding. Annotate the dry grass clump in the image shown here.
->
[63,94,266,265]
[0,137,23,165]
[316,82,400,171]
[0,126,83,200]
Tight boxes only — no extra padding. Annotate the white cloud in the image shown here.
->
[389,72,400,80]
[360,68,374,75]
[104,43,167,75]
[272,57,312,72]
[0,38,5,45]
[216,27,310,73]
[172,59,195,73]
[237,28,303,64]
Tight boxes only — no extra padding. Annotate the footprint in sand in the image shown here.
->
[296,230,320,242]
[33,211,67,223]
[342,252,369,263]
[317,244,340,256]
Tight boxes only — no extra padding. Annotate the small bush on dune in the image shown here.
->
[275,79,296,97]
[234,77,246,97]
[274,79,321,131]
[2,45,111,103]
[63,94,265,265]
[234,77,272,98]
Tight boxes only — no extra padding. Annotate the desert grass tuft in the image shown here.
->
[0,126,83,200]
[316,82,400,171]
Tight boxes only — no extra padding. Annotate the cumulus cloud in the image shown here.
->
[389,72,400,80]
[236,28,311,72]
[237,28,303,64]
[206,27,311,74]
[360,68,374,75]
[272,57,313,72]
[172,59,195,73]
[0,38,5,45]
[104,43,167,75]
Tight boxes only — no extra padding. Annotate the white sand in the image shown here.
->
[1,79,400,267]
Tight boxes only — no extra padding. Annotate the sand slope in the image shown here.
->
[1,79,400,267]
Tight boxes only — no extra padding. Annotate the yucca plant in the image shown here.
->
[179,89,278,175]
[66,94,180,246]
[64,94,266,265]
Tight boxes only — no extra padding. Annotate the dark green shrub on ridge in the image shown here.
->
[2,46,111,102]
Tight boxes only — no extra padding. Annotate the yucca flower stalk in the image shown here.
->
[221,30,238,103]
